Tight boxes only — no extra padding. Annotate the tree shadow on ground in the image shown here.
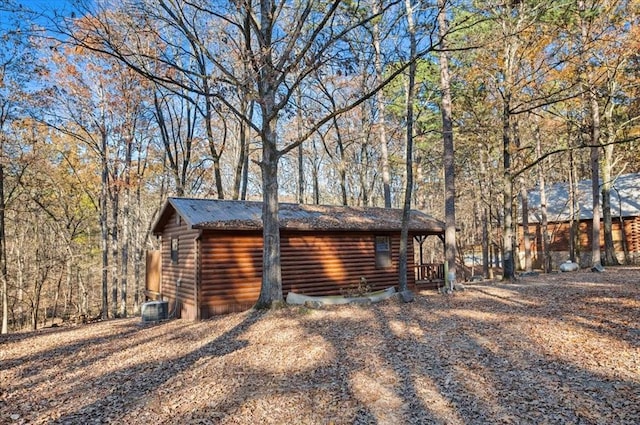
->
[33,310,264,424]
[3,275,638,424]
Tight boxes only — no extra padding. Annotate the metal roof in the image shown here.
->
[525,172,640,223]
[153,197,446,234]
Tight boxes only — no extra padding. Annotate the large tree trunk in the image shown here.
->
[255,0,283,308]
[502,96,515,280]
[398,0,417,294]
[500,9,518,280]
[578,0,602,270]
[589,91,602,269]
[601,182,618,265]
[439,0,457,288]
[256,134,283,308]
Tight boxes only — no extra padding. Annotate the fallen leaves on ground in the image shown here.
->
[1,267,639,424]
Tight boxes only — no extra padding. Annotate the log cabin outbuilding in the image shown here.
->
[519,172,640,269]
[146,197,446,319]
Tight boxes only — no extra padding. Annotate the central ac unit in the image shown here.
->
[141,300,169,322]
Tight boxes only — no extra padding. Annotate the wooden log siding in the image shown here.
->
[625,216,640,253]
[198,230,415,317]
[281,232,412,294]
[519,216,640,266]
[199,231,263,317]
[160,210,200,319]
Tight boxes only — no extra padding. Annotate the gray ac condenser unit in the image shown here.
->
[141,300,169,322]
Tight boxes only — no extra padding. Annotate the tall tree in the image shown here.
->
[398,0,417,294]
[373,0,393,208]
[438,0,457,288]
[67,0,443,308]
[578,0,603,270]
[0,2,35,333]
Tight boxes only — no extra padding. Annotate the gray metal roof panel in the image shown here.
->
[525,172,640,223]
[164,197,445,233]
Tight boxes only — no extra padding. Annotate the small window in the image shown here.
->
[375,236,392,268]
[171,238,179,264]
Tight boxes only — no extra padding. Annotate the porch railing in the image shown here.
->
[415,263,445,281]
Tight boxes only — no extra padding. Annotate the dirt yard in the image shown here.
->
[1,268,639,424]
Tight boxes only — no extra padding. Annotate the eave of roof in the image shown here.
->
[152,197,445,235]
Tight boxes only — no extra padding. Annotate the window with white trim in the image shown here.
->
[375,236,391,268]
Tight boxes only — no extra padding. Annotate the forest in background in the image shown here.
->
[0,0,638,332]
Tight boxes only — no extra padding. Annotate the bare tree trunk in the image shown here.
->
[0,162,7,334]
[110,188,119,318]
[296,88,305,204]
[312,139,320,204]
[439,0,457,288]
[601,105,619,266]
[578,0,602,270]
[589,92,602,269]
[119,137,132,317]
[51,266,65,325]
[240,101,253,201]
[373,0,391,208]
[255,0,283,308]
[398,0,417,294]
[202,89,225,200]
[78,269,88,317]
[257,135,283,308]
[331,116,349,206]
[100,131,109,320]
[568,146,577,263]
[482,208,490,278]
[133,176,142,314]
[31,237,46,331]
[601,181,617,265]
[520,180,532,272]
[502,95,515,279]
[359,140,370,207]
[535,123,551,272]
[479,146,490,278]
[234,102,248,200]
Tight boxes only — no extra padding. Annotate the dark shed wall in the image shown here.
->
[160,210,200,319]
[198,230,414,317]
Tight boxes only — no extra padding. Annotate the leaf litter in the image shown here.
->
[1,267,639,424]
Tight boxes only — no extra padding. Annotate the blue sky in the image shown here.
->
[9,0,83,21]
[15,0,78,12]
